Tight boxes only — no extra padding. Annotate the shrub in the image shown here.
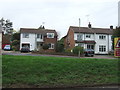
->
[73,46,84,55]
[55,43,64,52]
[42,44,49,50]
[12,40,20,51]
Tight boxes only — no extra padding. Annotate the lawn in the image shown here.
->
[2,55,120,88]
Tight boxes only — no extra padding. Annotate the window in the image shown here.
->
[48,43,54,49]
[86,34,91,38]
[77,34,82,41]
[37,34,43,39]
[99,45,106,52]
[99,35,106,39]
[23,33,29,38]
[87,44,94,49]
[47,33,54,38]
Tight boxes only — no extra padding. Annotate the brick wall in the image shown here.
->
[64,28,75,50]
[44,36,57,52]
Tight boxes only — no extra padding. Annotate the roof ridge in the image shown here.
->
[20,28,55,31]
[70,26,110,29]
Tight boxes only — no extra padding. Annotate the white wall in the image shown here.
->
[74,33,94,41]
[20,33,36,51]
[118,1,120,26]
[74,33,84,40]
[84,34,94,40]
[74,33,112,54]
[94,34,112,54]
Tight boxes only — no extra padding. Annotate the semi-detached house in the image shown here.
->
[20,28,57,52]
[64,23,113,54]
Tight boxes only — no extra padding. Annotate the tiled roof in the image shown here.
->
[70,26,113,34]
[20,28,58,36]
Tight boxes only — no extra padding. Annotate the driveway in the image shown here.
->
[2,50,117,59]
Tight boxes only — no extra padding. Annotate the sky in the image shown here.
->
[0,0,119,39]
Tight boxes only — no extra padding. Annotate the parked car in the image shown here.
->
[21,47,30,53]
[84,49,94,57]
[4,45,11,51]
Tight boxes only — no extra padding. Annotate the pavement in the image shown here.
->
[1,50,118,59]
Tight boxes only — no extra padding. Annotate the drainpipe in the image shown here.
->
[35,34,37,51]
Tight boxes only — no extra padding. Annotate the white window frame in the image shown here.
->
[48,43,54,49]
[99,45,106,52]
[37,34,43,39]
[86,34,91,38]
[47,33,54,38]
[23,33,29,38]
[99,35,106,40]
[77,34,82,41]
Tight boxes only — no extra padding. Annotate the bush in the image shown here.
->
[65,48,72,53]
[12,40,20,51]
[42,44,49,50]
[73,46,84,55]
[56,43,64,52]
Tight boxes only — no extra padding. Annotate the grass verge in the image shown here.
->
[2,55,120,88]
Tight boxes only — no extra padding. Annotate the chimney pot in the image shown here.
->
[110,25,113,29]
[88,22,91,28]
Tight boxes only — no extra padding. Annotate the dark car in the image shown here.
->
[84,49,94,57]
[21,47,30,53]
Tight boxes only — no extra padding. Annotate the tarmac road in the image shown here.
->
[2,50,118,59]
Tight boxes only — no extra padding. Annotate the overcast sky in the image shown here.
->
[0,0,119,39]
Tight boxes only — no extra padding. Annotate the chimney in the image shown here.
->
[110,25,113,29]
[88,22,91,28]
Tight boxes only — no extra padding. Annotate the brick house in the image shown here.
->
[20,28,58,52]
[64,23,113,54]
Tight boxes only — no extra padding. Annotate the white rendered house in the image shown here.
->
[20,28,57,52]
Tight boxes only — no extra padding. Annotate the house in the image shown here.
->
[64,23,113,54]
[20,28,58,52]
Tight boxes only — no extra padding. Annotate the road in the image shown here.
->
[2,50,118,59]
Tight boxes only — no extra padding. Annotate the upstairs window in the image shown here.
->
[37,34,43,39]
[77,34,82,41]
[47,33,54,38]
[86,34,91,38]
[99,35,106,40]
[23,33,29,38]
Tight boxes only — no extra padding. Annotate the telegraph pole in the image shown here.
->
[78,18,81,58]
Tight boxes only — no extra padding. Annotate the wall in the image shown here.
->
[94,34,112,54]
[44,36,57,52]
[20,33,36,51]
[74,33,112,54]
